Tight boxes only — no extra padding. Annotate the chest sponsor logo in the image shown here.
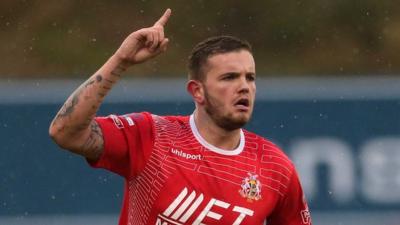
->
[239,173,262,202]
[156,187,254,225]
[171,148,202,160]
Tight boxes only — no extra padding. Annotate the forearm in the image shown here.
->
[50,9,171,159]
[49,55,128,154]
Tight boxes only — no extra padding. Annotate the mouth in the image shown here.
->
[234,98,250,111]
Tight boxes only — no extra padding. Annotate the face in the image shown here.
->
[201,50,256,131]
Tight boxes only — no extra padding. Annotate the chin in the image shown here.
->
[235,112,252,123]
[217,115,250,131]
[205,103,252,130]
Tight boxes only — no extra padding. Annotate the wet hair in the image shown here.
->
[187,35,252,81]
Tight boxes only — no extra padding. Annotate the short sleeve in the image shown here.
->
[268,168,312,225]
[88,112,154,179]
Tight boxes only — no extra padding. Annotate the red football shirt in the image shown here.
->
[90,112,311,225]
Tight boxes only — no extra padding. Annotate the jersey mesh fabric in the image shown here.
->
[90,112,311,225]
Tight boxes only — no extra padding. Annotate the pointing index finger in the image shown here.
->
[154,8,171,27]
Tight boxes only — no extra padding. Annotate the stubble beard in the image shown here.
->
[203,89,251,131]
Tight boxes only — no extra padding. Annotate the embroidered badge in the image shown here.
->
[301,209,311,224]
[301,195,311,224]
[239,173,262,202]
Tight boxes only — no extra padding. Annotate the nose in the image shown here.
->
[238,76,250,94]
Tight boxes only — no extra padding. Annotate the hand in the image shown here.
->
[114,8,171,66]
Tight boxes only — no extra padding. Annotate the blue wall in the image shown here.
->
[1,99,400,216]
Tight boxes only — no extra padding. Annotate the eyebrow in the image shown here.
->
[219,72,240,78]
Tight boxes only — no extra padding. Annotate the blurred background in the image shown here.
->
[1,0,400,224]
[2,0,400,78]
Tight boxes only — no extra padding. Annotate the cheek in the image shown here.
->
[209,85,231,99]
[250,84,256,98]
[220,88,235,105]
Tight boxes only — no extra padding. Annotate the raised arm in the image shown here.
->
[49,9,172,161]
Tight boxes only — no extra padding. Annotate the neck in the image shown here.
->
[193,109,242,150]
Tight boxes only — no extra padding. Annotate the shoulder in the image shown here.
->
[243,129,295,169]
[120,111,153,124]
[152,114,189,121]
[151,114,189,124]
[145,114,190,133]
[122,112,188,124]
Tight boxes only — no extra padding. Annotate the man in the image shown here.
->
[49,8,311,225]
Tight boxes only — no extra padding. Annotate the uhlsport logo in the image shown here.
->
[239,173,262,202]
[156,187,254,225]
[171,148,202,160]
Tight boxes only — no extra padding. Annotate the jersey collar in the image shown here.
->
[189,114,245,156]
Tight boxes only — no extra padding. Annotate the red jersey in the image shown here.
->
[91,112,311,225]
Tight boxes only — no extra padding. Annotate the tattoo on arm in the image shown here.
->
[84,74,102,88]
[81,120,104,160]
[52,74,105,131]
[105,78,114,84]
[50,72,115,159]
[84,79,95,88]
[56,74,104,117]
[111,64,126,77]
[57,90,80,118]
[95,74,102,83]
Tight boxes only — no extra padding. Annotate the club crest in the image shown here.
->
[239,173,262,202]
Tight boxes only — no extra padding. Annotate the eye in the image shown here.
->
[246,74,256,81]
[222,73,237,80]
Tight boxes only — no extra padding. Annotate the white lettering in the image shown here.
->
[171,148,202,160]
[110,115,124,129]
[155,217,168,225]
[360,137,400,203]
[232,206,254,225]
[179,194,204,223]
[290,137,355,203]
[163,188,188,216]
[163,187,254,224]
[123,116,135,126]
[171,191,197,220]
[193,198,230,225]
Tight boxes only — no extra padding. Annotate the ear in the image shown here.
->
[187,80,205,104]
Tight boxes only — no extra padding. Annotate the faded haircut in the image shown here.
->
[187,35,252,81]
